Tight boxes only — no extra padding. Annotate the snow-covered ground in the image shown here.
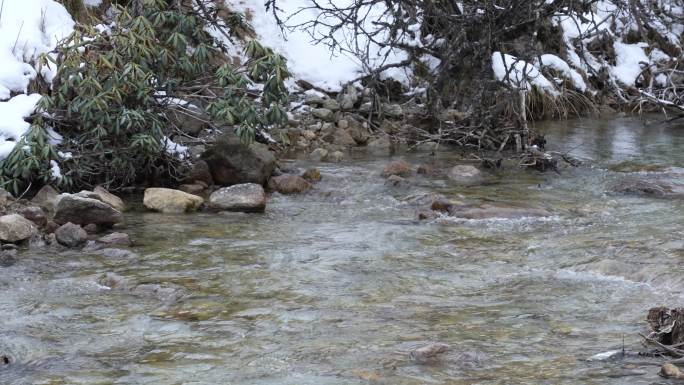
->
[0,0,73,158]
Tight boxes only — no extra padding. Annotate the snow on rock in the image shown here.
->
[0,0,74,159]
[611,41,649,86]
[0,93,43,158]
[536,54,587,92]
[491,52,558,95]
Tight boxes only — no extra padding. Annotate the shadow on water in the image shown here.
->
[1,116,683,384]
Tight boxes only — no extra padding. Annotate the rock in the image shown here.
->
[310,148,329,161]
[93,186,126,211]
[322,98,340,111]
[99,248,139,259]
[311,108,335,122]
[451,204,551,219]
[302,168,322,182]
[447,165,484,185]
[186,160,214,186]
[98,232,131,246]
[661,363,684,379]
[167,104,207,136]
[99,272,132,290]
[611,178,684,198]
[431,200,454,213]
[417,164,436,175]
[209,183,266,212]
[382,103,403,118]
[367,136,392,155]
[301,129,317,140]
[143,188,204,213]
[328,151,345,163]
[54,194,123,226]
[347,118,369,145]
[201,133,276,186]
[418,210,439,220]
[31,185,59,210]
[179,184,205,195]
[45,221,59,234]
[0,249,17,267]
[17,206,47,227]
[304,94,325,106]
[409,343,450,363]
[385,175,408,186]
[382,160,412,178]
[338,85,359,111]
[55,222,88,247]
[83,223,99,234]
[0,188,13,208]
[133,283,185,303]
[268,175,312,194]
[0,214,37,243]
[333,129,356,146]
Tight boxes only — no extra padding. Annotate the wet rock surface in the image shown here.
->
[201,133,277,186]
[143,188,204,214]
[0,214,36,243]
[55,222,88,247]
[54,194,123,226]
[268,175,312,194]
[209,183,266,212]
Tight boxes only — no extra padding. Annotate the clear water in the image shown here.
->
[1,116,683,384]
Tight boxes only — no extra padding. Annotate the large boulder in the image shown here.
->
[93,186,126,211]
[54,194,123,226]
[201,133,276,186]
[143,188,204,213]
[55,222,88,247]
[447,165,484,185]
[0,214,36,243]
[209,183,266,212]
[268,175,312,194]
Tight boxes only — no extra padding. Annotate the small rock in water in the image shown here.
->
[98,232,131,246]
[661,363,684,379]
[268,175,312,194]
[0,249,17,267]
[385,174,408,187]
[382,160,412,178]
[302,168,322,182]
[328,151,345,163]
[409,342,450,363]
[143,188,204,213]
[209,183,266,213]
[310,148,329,161]
[447,165,484,185]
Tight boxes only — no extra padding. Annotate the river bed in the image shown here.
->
[1,116,683,384]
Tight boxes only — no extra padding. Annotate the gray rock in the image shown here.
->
[93,186,126,211]
[99,248,139,259]
[382,160,412,178]
[382,103,403,118]
[179,184,205,195]
[310,148,329,161]
[304,94,325,106]
[327,151,345,163]
[333,129,356,146]
[447,165,484,185]
[98,232,131,246]
[201,133,276,186]
[54,194,123,226]
[311,108,335,122]
[338,85,359,111]
[322,98,340,111]
[347,118,369,145]
[0,188,13,208]
[143,188,204,214]
[167,105,207,136]
[367,136,392,155]
[209,183,266,212]
[17,206,47,227]
[186,160,214,186]
[0,214,37,243]
[31,185,59,211]
[611,178,684,198]
[55,222,88,247]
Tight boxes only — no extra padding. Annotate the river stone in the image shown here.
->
[201,133,276,186]
[332,129,356,146]
[447,165,484,185]
[186,160,214,186]
[0,214,36,243]
[450,204,550,219]
[143,188,204,213]
[0,188,12,208]
[311,108,335,122]
[54,194,123,226]
[268,175,312,194]
[611,178,684,198]
[93,186,126,211]
[209,183,266,212]
[347,118,369,145]
[382,160,412,178]
[31,185,59,210]
[367,136,391,155]
[302,168,322,182]
[55,222,88,247]
[179,184,205,195]
[385,175,409,187]
[322,98,340,111]
[310,148,328,161]
[328,151,345,163]
[382,103,403,118]
[98,232,131,246]
[17,206,47,227]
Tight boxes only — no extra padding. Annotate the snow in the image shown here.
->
[536,54,587,92]
[49,159,61,179]
[611,41,648,86]
[491,52,557,95]
[0,0,74,159]
[0,93,43,158]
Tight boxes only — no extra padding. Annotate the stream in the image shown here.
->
[1,116,683,384]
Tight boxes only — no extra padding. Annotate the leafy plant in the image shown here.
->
[0,0,289,193]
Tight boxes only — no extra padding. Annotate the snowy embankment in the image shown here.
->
[0,0,73,158]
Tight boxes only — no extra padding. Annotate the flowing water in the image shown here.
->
[1,116,683,384]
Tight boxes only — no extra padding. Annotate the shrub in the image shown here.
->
[0,0,289,194]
